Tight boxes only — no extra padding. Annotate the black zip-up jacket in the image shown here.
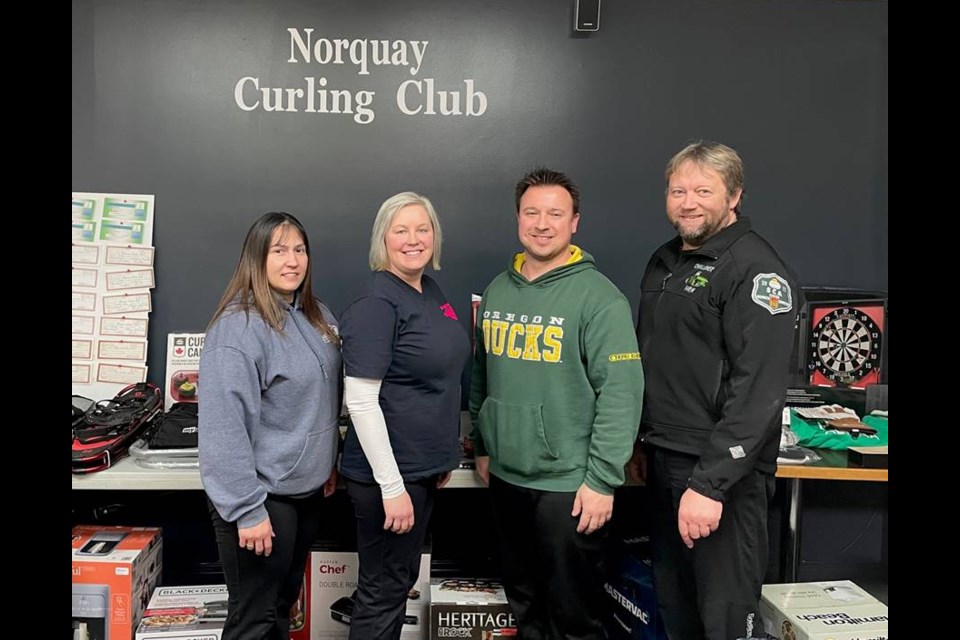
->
[636,216,800,502]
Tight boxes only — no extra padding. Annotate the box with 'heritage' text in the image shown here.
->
[429,578,516,639]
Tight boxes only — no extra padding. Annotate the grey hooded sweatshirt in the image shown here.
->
[199,296,341,528]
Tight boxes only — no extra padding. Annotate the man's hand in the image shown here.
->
[475,455,490,486]
[383,491,415,534]
[677,488,723,548]
[572,483,613,534]
[238,516,275,557]
[323,466,339,498]
[626,440,647,485]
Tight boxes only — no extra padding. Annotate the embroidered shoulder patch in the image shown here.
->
[751,273,793,315]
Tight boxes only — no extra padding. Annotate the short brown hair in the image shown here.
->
[515,167,580,213]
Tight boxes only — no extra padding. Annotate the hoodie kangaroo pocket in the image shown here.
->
[276,423,336,487]
[478,397,559,476]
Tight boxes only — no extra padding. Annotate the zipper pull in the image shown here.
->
[661,272,672,291]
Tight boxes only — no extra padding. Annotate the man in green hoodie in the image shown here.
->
[470,168,645,639]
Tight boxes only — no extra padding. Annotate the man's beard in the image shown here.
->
[676,218,721,247]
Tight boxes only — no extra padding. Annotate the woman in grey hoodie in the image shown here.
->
[199,211,342,639]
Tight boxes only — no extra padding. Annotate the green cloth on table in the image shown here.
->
[789,410,888,451]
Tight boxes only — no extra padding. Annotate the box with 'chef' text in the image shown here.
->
[760,580,888,640]
[308,545,431,639]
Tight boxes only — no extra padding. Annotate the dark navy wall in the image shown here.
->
[72,0,888,386]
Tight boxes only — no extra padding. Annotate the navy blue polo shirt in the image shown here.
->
[339,271,471,483]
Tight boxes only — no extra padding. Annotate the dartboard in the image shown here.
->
[808,306,883,387]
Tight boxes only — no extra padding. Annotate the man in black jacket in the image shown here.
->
[630,140,800,640]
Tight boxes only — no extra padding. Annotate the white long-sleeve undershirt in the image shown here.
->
[343,376,405,498]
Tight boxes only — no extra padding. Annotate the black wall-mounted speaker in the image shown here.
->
[574,0,601,32]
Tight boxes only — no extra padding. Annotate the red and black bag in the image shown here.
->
[72,382,163,474]
[72,395,93,430]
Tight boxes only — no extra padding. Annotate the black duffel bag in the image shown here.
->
[146,402,199,449]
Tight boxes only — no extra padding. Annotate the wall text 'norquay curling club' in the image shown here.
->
[233,28,488,124]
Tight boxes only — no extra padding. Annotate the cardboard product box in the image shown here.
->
[135,582,309,639]
[165,333,205,409]
[72,525,163,640]
[784,386,867,417]
[848,445,888,469]
[603,537,667,640]
[308,546,431,639]
[135,584,228,640]
[429,578,517,639]
[760,580,888,640]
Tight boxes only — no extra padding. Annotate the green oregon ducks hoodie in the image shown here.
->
[469,247,644,494]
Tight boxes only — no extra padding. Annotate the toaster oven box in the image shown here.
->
[135,584,228,639]
[429,578,517,639]
[308,546,431,639]
[760,580,888,640]
[135,582,314,639]
[72,525,163,640]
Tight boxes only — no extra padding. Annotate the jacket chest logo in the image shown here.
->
[683,265,713,293]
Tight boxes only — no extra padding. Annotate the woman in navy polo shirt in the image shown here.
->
[339,192,471,640]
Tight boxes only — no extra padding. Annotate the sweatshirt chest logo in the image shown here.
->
[481,310,565,363]
[323,324,339,342]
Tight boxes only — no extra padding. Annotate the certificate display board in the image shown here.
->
[72,192,156,401]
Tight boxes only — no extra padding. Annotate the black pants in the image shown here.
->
[646,445,775,640]
[345,476,437,640]
[207,491,325,640]
[488,474,608,640]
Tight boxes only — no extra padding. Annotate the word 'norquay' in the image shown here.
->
[287,28,429,76]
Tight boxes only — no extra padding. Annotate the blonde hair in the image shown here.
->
[666,140,745,213]
[368,192,442,271]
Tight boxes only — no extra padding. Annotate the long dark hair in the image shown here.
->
[207,212,339,343]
